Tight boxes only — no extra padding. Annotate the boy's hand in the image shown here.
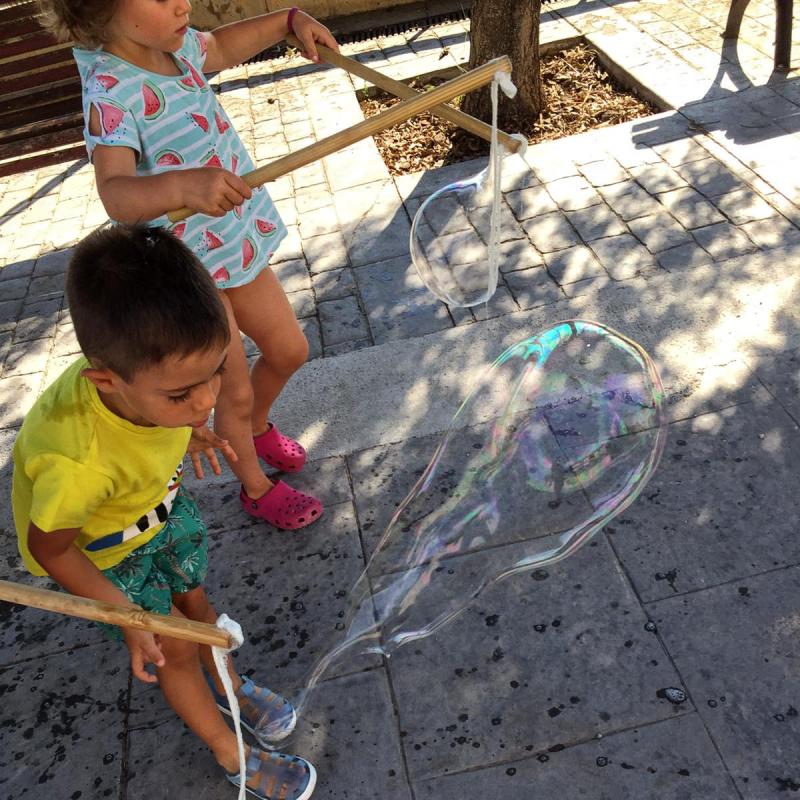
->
[188,425,238,479]
[123,628,165,684]
[176,168,252,217]
[292,11,339,63]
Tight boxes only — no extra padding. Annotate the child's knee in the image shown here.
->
[277,329,308,374]
[172,586,212,622]
[220,377,255,416]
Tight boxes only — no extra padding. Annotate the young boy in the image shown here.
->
[12,224,315,800]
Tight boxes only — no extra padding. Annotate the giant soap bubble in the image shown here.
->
[259,320,666,724]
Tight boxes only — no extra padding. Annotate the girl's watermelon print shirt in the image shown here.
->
[73,29,286,289]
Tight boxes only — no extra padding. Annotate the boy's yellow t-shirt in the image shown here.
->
[13,358,191,576]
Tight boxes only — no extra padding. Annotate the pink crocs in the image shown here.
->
[240,481,322,530]
[253,424,306,473]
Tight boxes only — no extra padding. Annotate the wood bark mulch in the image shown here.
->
[360,44,659,175]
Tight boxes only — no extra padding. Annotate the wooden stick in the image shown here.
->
[0,579,232,648]
[286,34,521,154]
[167,55,511,222]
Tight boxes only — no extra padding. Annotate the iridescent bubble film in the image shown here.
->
[261,320,666,723]
[409,164,501,307]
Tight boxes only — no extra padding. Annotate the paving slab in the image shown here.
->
[415,713,738,799]
[354,255,452,344]
[382,535,687,779]
[334,180,411,267]
[128,669,411,800]
[609,398,800,602]
[746,347,800,422]
[0,644,127,800]
[649,565,800,798]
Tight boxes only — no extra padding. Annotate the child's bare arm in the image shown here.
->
[28,522,166,683]
[88,107,252,222]
[203,8,338,73]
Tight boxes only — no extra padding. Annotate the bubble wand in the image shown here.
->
[0,579,250,798]
[167,55,513,223]
[285,35,523,155]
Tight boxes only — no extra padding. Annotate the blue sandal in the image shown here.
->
[207,674,297,748]
[227,747,316,800]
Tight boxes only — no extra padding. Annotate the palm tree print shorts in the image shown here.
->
[100,487,208,641]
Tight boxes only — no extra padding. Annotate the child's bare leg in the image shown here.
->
[214,292,273,499]
[172,587,238,695]
[156,604,242,773]
[225,268,308,435]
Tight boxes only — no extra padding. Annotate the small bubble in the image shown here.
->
[657,687,687,704]
[644,621,657,633]
[596,757,608,767]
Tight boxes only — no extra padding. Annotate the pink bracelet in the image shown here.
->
[287,6,299,35]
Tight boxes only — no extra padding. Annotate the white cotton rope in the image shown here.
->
[487,70,520,304]
[212,614,247,800]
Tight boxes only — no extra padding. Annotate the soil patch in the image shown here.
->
[360,44,659,175]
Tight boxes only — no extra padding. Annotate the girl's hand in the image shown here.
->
[176,167,252,217]
[291,11,339,62]
[122,628,165,684]
[188,425,238,479]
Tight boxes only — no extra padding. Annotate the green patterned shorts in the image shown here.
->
[100,487,208,641]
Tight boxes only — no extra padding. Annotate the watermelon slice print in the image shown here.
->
[177,74,196,91]
[255,219,276,237]
[155,149,183,167]
[204,230,224,250]
[179,57,207,91]
[170,222,186,239]
[233,204,243,219]
[191,112,209,133]
[95,74,119,90]
[142,80,165,121]
[200,149,223,169]
[96,99,126,136]
[231,155,239,174]
[212,267,230,285]
[196,31,208,59]
[242,236,258,270]
[215,111,230,134]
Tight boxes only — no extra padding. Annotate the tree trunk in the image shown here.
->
[461,0,543,132]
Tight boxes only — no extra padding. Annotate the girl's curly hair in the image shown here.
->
[39,0,120,48]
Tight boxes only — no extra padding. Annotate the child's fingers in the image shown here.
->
[221,441,238,464]
[204,447,223,475]
[226,172,252,201]
[130,650,159,684]
[319,28,340,52]
[191,451,205,479]
[298,31,320,62]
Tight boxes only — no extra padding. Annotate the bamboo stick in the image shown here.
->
[167,55,512,222]
[0,579,232,648]
[286,34,521,154]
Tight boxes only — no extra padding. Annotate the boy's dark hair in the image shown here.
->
[67,225,230,381]
[39,0,120,48]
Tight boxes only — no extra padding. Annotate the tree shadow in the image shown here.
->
[631,32,800,151]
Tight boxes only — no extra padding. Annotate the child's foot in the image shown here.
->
[254,424,306,472]
[240,481,322,530]
[207,674,296,748]
[226,747,316,800]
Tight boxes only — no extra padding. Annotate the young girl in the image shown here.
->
[45,1,339,531]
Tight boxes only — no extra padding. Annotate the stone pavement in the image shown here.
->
[2,0,800,797]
